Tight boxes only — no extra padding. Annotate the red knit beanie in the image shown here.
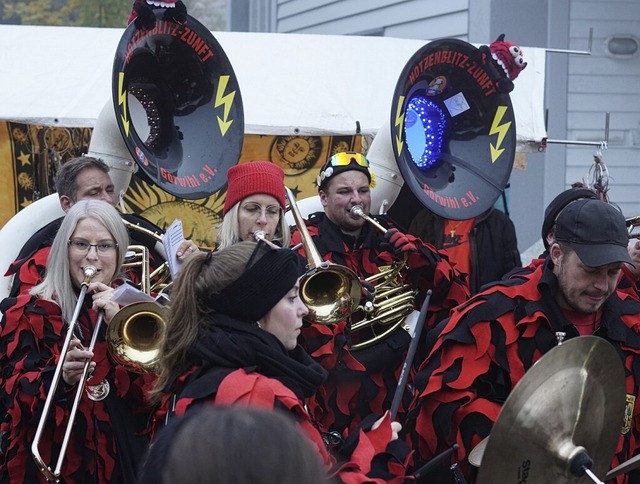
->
[223,161,286,215]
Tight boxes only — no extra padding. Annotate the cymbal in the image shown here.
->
[468,436,488,468]
[476,336,625,484]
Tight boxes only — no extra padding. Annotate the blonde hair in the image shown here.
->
[30,200,128,322]
[216,201,291,249]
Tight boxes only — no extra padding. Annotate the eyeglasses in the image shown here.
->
[326,152,370,169]
[240,203,282,220]
[68,239,118,254]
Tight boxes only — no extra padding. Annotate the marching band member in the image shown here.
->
[216,161,290,249]
[0,200,154,483]
[289,151,469,437]
[146,241,410,482]
[407,199,640,483]
[5,156,198,298]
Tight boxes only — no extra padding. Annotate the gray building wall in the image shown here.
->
[228,0,640,254]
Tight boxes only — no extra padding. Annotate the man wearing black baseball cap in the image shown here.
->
[407,198,640,482]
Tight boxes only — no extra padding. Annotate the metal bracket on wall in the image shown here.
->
[540,112,610,152]
[525,28,598,152]
[544,27,593,56]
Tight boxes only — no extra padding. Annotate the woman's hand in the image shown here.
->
[62,338,95,386]
[89,282,120,323]
[176,239,200,261]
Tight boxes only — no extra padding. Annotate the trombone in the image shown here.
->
[285,187,362,324]
[31,265,103,482]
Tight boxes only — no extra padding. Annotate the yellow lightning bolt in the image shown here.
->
[394,95,405,155]
[215,75,236,136]
[489,105,511,163]
[117,72,130,136]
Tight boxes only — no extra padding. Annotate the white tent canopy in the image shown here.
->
[0,25,546,145]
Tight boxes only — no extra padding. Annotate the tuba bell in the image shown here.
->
[112,10,244,200]
[389,38,517,220]
[286,187,362,325]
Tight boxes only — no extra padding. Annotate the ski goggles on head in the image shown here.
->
[326,152,370,169]
[317,152,372,190]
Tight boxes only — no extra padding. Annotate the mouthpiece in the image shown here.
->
[253,231,266,241]
[350,205,366,218]
[83,265,98,278]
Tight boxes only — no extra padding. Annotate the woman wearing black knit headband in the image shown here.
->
[141,241,410,483]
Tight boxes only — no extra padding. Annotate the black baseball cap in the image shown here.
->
[542,188,598,249]
[554,198,634,268]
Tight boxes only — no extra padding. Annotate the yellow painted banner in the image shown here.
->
[0,121,362,248]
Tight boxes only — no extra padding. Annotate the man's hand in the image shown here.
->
[360,280,375,304]
[383,228,418,255]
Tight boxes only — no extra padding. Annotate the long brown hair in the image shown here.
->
[150,242,261,401]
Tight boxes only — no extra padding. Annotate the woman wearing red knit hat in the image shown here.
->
[216,161,290,249]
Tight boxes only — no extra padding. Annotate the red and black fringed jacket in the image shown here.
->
[407,258,640,483]
[148,314,411,483]
[290,212,469,437]
[0,293,155,483]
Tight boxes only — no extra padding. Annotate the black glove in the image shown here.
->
[360,280,375,305]
[383,228,418,256]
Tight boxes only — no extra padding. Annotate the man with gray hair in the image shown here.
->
[407,198,640,483]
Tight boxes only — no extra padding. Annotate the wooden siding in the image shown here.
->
[567,0,640,217]
[273,0,469,38]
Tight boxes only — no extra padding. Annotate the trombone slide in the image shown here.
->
[31,266,97,482]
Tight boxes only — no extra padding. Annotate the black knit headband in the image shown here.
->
[207,243,304,322]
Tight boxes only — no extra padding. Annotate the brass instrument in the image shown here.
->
[121,219,171,293]
[109,244,166,373]
[285,187,362,324]
[626,215,640,239]
[32,266,103,482]
[348,205,417,350]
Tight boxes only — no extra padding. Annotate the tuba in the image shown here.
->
[285,187,362,325]
[98,10,247,371]
[111,10,244,200]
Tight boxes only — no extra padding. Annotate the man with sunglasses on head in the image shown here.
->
[290,151,469,442]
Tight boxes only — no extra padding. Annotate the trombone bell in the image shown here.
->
[107,301,165,373]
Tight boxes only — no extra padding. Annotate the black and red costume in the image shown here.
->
[0,293,154,483]
[146,313,409,483]
[407,258,640,483]
[290,212,469,437]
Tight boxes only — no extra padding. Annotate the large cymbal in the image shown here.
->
[476,336,625,484]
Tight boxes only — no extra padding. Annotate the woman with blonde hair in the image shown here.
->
[216,161,291,249]
[0,199,154,483]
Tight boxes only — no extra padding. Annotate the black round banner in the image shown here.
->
[390,38,516,220]
[112,12,244,199]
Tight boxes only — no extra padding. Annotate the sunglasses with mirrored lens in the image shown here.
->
[327,152,370,168]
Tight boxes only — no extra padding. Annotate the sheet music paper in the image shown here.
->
[162,219,185,279]
[112,283,155,306]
